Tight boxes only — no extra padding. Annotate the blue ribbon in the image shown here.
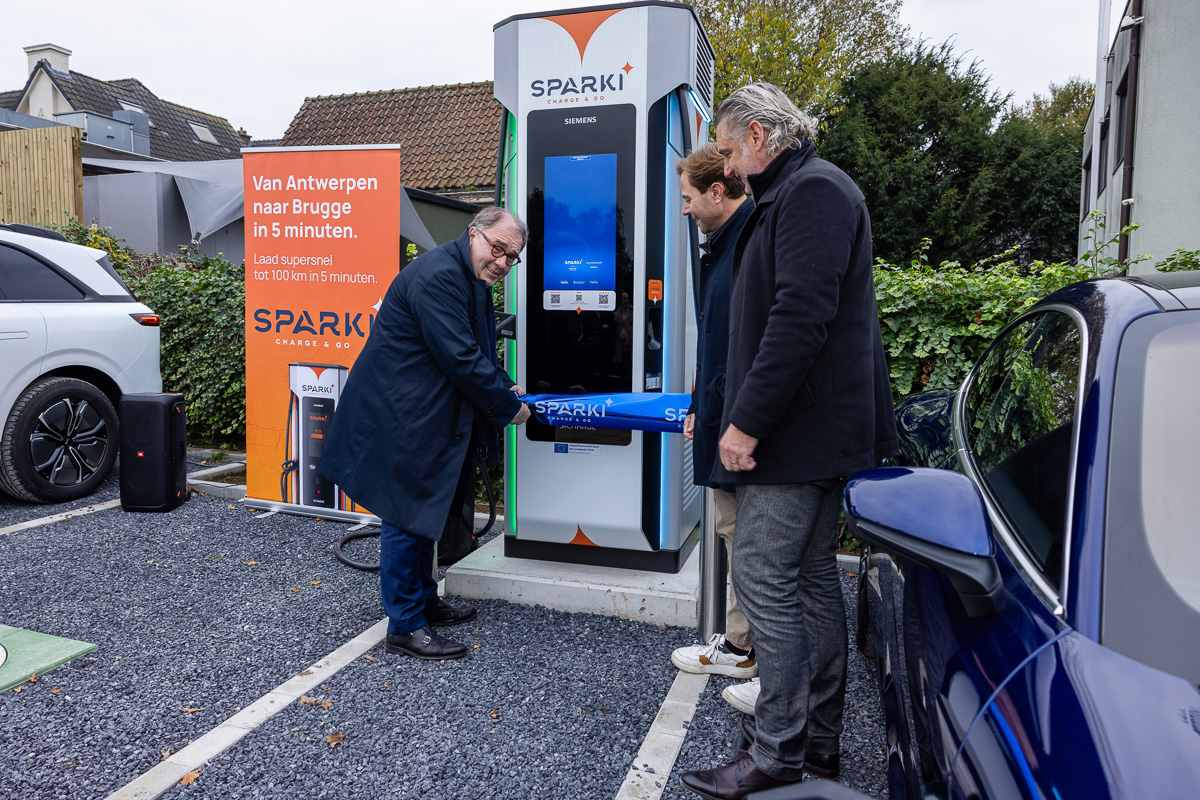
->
[522,393,691,433]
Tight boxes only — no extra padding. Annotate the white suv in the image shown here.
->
[0,225,162,503]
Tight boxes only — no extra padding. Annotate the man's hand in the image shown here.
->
[718,424,758,472]
[511,384,526,397]
[512,403,531,426]
[683,413,695,440]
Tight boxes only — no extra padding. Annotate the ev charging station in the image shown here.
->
[283,362,352,511]
[493,2,715,572]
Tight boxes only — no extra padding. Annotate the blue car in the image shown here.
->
[843,272,1200,800]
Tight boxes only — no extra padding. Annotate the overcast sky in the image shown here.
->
[4,0,1115,140]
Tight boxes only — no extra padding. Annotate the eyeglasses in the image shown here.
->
[478,229,523,267]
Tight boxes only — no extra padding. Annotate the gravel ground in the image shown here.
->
[0,493,384,799]
[159,601,692,800]
[661,572,887,800]
[0,489,886,800]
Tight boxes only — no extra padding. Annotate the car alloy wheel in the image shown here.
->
[29,396,109,487]
[0,377,120,504]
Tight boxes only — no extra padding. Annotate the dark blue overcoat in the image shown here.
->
[686,198,754,491]
[320,230,522,538]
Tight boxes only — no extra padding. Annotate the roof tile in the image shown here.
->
[279,81,500,192]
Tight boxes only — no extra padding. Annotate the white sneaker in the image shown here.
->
[722,677,760,716]
[670,634,757,679]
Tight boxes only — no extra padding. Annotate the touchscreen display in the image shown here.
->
[542,153,617,311]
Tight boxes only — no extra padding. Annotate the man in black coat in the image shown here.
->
[680,83,898,800]
[320,208,530,661]
[669,145,759,680]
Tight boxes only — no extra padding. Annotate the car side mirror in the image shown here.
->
[748,778,877,799]
[494,312,516,340]
[844,467,1005,617]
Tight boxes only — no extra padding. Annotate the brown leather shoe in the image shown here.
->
[739,718,840,778]
[679,751,794,799]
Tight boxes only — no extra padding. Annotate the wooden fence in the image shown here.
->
[0,126,84,227]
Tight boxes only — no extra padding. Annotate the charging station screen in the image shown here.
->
[542,154,617,311]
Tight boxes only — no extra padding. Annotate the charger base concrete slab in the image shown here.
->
[445,532,700,628]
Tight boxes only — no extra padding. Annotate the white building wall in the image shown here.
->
[1079,2,1200,275]
[1127,1,1200,274]
[16,72,72,121]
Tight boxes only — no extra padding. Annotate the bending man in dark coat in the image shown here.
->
[669,145,758,680]
[321,208,530,661]
[680,83,898,799]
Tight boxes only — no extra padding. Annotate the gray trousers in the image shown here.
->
[732,483,848,781]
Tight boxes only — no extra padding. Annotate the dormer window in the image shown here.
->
[118,100,155,127]
[188,121,219,145]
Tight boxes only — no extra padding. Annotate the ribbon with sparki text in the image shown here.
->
[522,393,691,433]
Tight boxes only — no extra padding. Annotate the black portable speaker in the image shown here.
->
[120,393,187,512]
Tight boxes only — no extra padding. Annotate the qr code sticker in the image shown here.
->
[599,293,610,304]
[551,292,561,303]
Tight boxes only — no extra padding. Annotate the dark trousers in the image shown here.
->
[732,483,848,781]
[380,521,439,635]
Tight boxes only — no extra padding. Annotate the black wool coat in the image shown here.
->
[687,197,754,491]
[320,230,522,538]
[713,142,898,486]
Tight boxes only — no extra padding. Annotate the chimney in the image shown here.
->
[237,127,252,147]
[24,43,72,74]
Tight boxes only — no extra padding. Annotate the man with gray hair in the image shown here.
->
[322,208,531,661]
[680,83,897,798]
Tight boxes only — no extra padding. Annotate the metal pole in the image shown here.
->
[697,487,727,641]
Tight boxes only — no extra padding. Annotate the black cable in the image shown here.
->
[333,444,495,572]
[281,397,296,503]
[332,528,383,572]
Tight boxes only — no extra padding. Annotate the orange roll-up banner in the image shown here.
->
[242,146,401,517]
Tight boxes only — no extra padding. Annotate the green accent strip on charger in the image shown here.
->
[0,626,97,691]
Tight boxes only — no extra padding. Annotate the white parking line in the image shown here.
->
[0,499,122,536]
[103,617,390,800]
[615,671,709,800]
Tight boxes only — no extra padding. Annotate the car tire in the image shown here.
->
[0,377,119,504]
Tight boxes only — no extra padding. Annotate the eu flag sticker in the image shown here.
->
[554,443,569,454]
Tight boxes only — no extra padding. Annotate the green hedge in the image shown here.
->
[130,253,246,439]
[874,241,1098,401]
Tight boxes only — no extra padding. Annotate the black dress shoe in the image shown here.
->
[803,750,840,779]
[679,751,794,800]
[384,625,467,660]
[425,601,477,627]
[739,718,839,778]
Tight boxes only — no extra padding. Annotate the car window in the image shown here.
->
[1128,315,1200,611]
[0,244,86,301]
[1103,310,1200,686]
[963,311,1082,589]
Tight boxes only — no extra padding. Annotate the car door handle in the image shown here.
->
[0,331,31,340]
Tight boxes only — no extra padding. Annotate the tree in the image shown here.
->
[987,111,1088,264]
[1015,77,1093,137]
[689,0,907,110]
[817,43,1088,266]
[816,41,1005,267]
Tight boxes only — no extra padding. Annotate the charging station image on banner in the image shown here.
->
[242,146,402,517]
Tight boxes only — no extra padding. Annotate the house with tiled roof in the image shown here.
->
[280,82,501,206]
[2,44,244,162]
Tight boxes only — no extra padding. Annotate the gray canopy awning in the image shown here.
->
[82,157,437,251]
